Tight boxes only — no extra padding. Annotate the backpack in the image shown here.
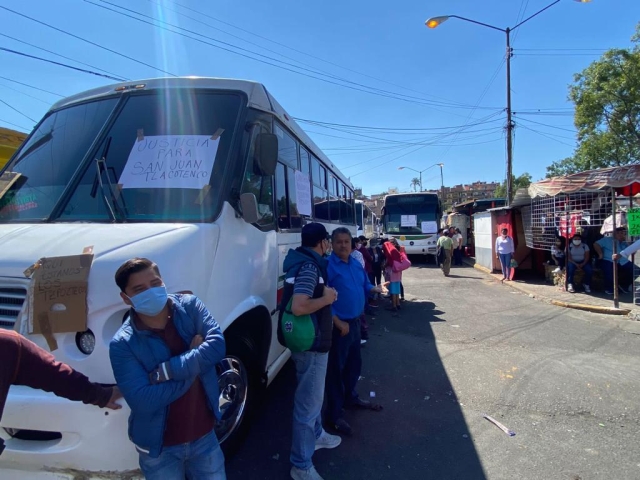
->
[277,249,330,353]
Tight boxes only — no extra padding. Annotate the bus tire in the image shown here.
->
[215,335,264,458]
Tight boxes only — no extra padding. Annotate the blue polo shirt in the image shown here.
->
[596,236,629,266]
[327,252,374,321]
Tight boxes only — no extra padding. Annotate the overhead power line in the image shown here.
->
[0,32,128,80]
[154,0,489,109]
[0,117,30,131]
[0,5,176,77]
[0,97,36,123]
[0,76,63,97]
[0,47,126,81]
[85,0,503,115]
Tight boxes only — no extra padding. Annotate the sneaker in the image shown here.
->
[315,430,342,451]
[567,284,575,293]
[329,418,353,436]
[584,285,591,293]
[291,465,324,480]
[553,267,561,274]
[360,339,367,345]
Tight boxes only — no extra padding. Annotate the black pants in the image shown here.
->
[400,282,404,299]
[325,318,362,424]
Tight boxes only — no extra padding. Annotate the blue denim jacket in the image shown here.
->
[109,294,225,458]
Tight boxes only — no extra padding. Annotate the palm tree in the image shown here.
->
[410,177,421,192]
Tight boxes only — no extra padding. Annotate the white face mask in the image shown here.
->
[573,239,582,246]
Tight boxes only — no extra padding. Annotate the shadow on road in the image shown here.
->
[227,272,487,479]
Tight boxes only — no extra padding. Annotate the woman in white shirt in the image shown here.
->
[495,228,515,281]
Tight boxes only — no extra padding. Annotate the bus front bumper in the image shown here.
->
[0,386,139,478]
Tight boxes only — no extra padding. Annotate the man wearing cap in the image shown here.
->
[279,223,341,480]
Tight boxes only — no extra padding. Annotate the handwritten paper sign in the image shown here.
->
[30,254,94,336]
[401,215,417,227]
[294,171,312,216]
[628,208,640,236]
[421,221,438,234]
[119,135,220,189]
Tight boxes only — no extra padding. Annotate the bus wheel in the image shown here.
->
[215,338,262,457]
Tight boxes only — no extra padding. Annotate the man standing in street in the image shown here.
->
[0,330,122,456]
[326,227,386,436]
[437,230,454,276]
[279,223,342,480]
[110,258,226,480]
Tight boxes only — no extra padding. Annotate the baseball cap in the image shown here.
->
[301,222,330,246]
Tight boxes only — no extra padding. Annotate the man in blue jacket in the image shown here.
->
[326,228,386,436]
[110,258,226,480]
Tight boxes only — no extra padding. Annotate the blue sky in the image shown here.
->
[1,0,639,195]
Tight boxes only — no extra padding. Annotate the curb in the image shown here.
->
[469,261,632,317]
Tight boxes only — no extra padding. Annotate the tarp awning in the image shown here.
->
[529,164,640,198]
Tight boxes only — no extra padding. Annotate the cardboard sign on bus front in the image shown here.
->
[28,253,94,337]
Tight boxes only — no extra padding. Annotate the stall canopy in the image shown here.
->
[529,165,640,198]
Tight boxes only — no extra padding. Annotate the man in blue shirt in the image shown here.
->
[325,227,386,436]
[594,227,633,294]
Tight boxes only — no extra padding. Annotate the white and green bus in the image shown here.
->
[382,192,442,257]
[0,77,356,479]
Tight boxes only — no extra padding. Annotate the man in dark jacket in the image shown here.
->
[0,330,122,456]
[279,223,341,480]
[110,258,226,480]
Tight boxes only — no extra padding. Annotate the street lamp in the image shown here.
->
[425,0,590,206]
[398,162,445,193]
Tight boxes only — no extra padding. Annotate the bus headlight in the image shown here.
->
[75,330,95,355]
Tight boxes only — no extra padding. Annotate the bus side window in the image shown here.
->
[241,128,275,229]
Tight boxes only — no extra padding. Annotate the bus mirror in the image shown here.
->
[255,133,278,176]
[240,192,260,224]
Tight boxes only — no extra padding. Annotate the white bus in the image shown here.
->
[381,192,442,257]
[0,77,356,479]
[355,200,379,239]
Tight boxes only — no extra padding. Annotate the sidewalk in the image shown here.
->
[464,257,639,317]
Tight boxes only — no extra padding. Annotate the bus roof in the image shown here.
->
[384,192,439,201]
[48,77,353,189]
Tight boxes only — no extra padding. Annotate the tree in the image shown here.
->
[546,23,640,177]
[410,177,421,192]
[494,173,532,198]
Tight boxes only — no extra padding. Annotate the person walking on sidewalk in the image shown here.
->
[279,223,341,480]
[567,232,593,293]
[452,228,464,266]
[325,228,387,437]
[495,228,515,282]
[437,231,454,276]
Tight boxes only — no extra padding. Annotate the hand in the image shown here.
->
[323,286,338,304]
[190,334,204,349]
[105,386,123,410]
[612,253,621,261]
[335,319,350,337]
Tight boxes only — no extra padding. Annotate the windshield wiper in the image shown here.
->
[92,137,127,222]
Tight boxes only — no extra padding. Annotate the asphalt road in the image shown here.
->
[227,260,640,480]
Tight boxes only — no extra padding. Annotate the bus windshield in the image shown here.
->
[383,194,440,234]
[0,90,243,223]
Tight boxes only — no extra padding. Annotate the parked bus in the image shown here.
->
[382,192,442,257]
[355,199,379,239]
[0,77,356,479]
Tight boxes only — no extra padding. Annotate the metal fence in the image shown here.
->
[522,191,634,251]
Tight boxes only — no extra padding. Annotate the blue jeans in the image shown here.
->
[567,262,593,286]
[290,351,329,470]
[498,253,512,278]
[325,318,362,424]
[138,430,226,480]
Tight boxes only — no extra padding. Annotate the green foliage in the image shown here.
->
[494,173,532,198]
[410,177,421,192]
[546,23,640,178]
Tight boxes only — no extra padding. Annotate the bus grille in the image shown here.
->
[0,287,27,329]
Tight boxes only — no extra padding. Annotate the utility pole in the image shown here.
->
[505,27,514,206]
